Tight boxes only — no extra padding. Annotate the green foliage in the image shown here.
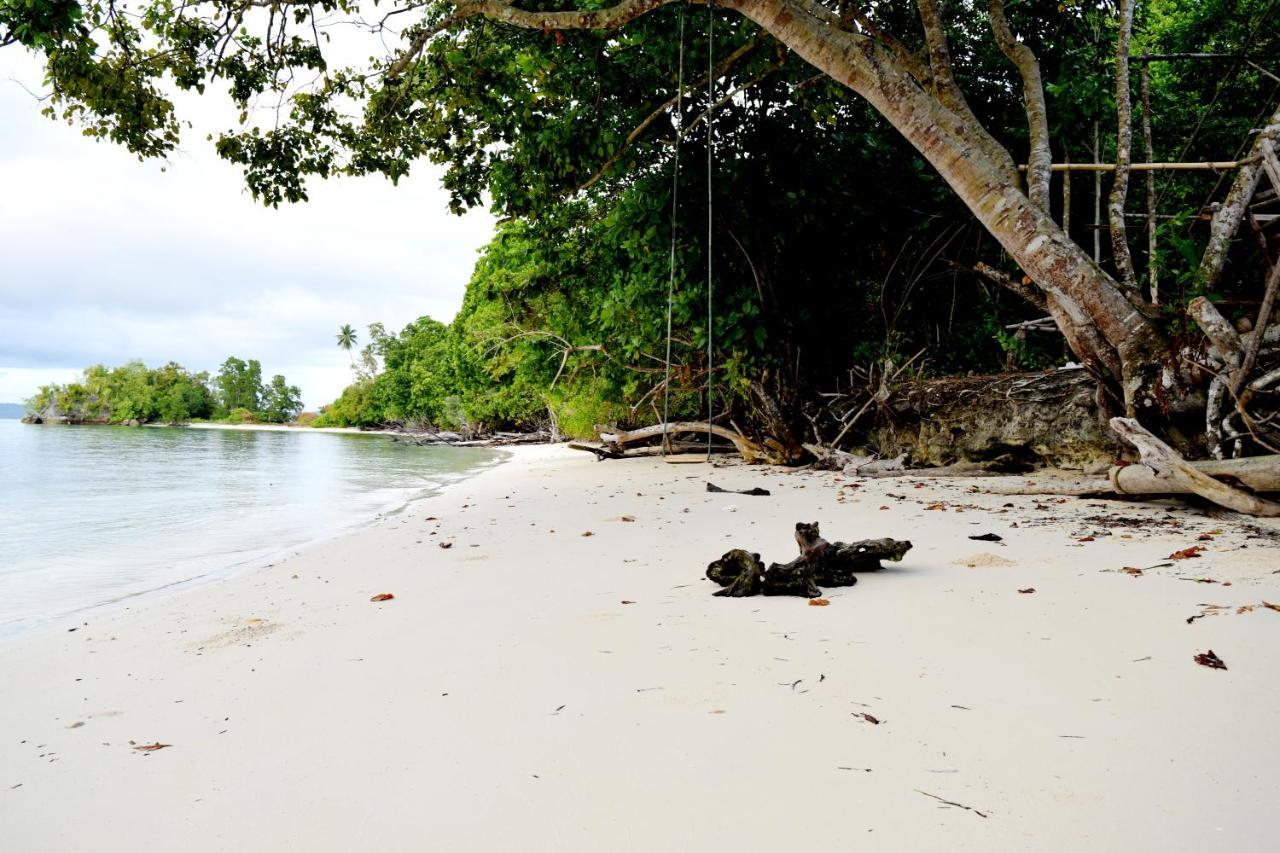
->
[16,0,1278,433]
[27,360,215,424]
[260,374,304,423]
[27,358,301,424]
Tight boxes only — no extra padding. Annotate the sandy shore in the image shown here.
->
[2,445,1279,850]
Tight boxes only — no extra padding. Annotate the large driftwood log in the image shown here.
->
[706,522,912,598]
[1110,418,1280,516]
[980,422,1280,517]
[981,454,1280,496]
[598,422,779,463]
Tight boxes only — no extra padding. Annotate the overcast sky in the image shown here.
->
[0,48,495,410]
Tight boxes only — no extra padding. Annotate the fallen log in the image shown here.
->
[1110,418,1280,516]
[598,422,780,463]
[706,522,912,598]
[979,423,1280,516]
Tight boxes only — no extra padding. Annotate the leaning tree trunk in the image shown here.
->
[726,0,1171,416]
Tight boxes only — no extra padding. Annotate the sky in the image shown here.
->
[0,48,496,410]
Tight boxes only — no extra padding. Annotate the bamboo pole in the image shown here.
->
[1020,160,1254,171]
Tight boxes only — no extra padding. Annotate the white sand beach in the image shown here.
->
[2,445,1279,851]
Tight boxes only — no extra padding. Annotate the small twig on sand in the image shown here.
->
[915,789,990,818]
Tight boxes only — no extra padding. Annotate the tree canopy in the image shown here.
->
[8,0,1280,446]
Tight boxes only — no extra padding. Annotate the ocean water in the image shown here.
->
[0,420,500,637]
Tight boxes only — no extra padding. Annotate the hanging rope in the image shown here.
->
[660,6,686,458]
[705,3,715,461]
[660,3,717,462]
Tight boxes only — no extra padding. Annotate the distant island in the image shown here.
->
[25,358,305,426]
[0,402,27,419]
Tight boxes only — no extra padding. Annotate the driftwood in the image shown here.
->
[706,522,912,598]
[980,420,1280,517]
[568,440,734,461]
[1109,418,1280,517]
[597,422,783,463]
[706,482,771,496]
[982,455,1280,496]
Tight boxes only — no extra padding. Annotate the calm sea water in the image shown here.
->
[0,420,500,637]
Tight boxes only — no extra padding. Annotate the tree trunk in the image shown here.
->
[728,0,1168,414]
[1196,101,1280,290]
[1107,0,1139,293]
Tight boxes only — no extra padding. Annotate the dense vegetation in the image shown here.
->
[8,0,1280,447]
[28,359,303,425]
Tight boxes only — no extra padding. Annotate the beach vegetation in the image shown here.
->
[27,359,301,426]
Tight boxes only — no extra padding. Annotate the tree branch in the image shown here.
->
[1195,102,1280,289]
[987,0,1050,212]
[576,37,763,193]
[387,0,683,78]
[842,6,930,85]
[914,0,1017,180]
[1107,0,1138,294]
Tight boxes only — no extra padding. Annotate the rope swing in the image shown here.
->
[660,3,717,462]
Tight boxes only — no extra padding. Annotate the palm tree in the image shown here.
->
[336,324,358,368]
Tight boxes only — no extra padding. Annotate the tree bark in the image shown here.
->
[1108,0,1139,294]
[1195,100,1280,290]
[988,0,1051,213]
[1140,64,1158,303]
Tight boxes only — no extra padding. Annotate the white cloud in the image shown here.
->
[0,47,495,409]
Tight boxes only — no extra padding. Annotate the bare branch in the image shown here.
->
[914,0,1017,180]
[1108,0,1139,293]
[842,6,930,85]
[1195,100,1280,290]
[987,0,1050,212]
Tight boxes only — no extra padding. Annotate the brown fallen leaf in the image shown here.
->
[1078,536,1096,543]
[1122,567,1144,577]
[370,593,395,602]
[1169,546,1205,560]
[710,709,726,714]
[809,598,831,607]
[1018,587,1036,594]
[439,541,453,549]
[581,531,594,537]
[1193,650,1227,670]
[619,516,635,523]
[132,742,172,752]
[620,600,636,605]
[858,713,881,725]
[1262,601,1280,613]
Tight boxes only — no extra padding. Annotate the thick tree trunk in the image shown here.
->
[727,0,1167,414]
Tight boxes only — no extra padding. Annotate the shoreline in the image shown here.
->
[2,445,1279,849]
[1,444,510,645]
